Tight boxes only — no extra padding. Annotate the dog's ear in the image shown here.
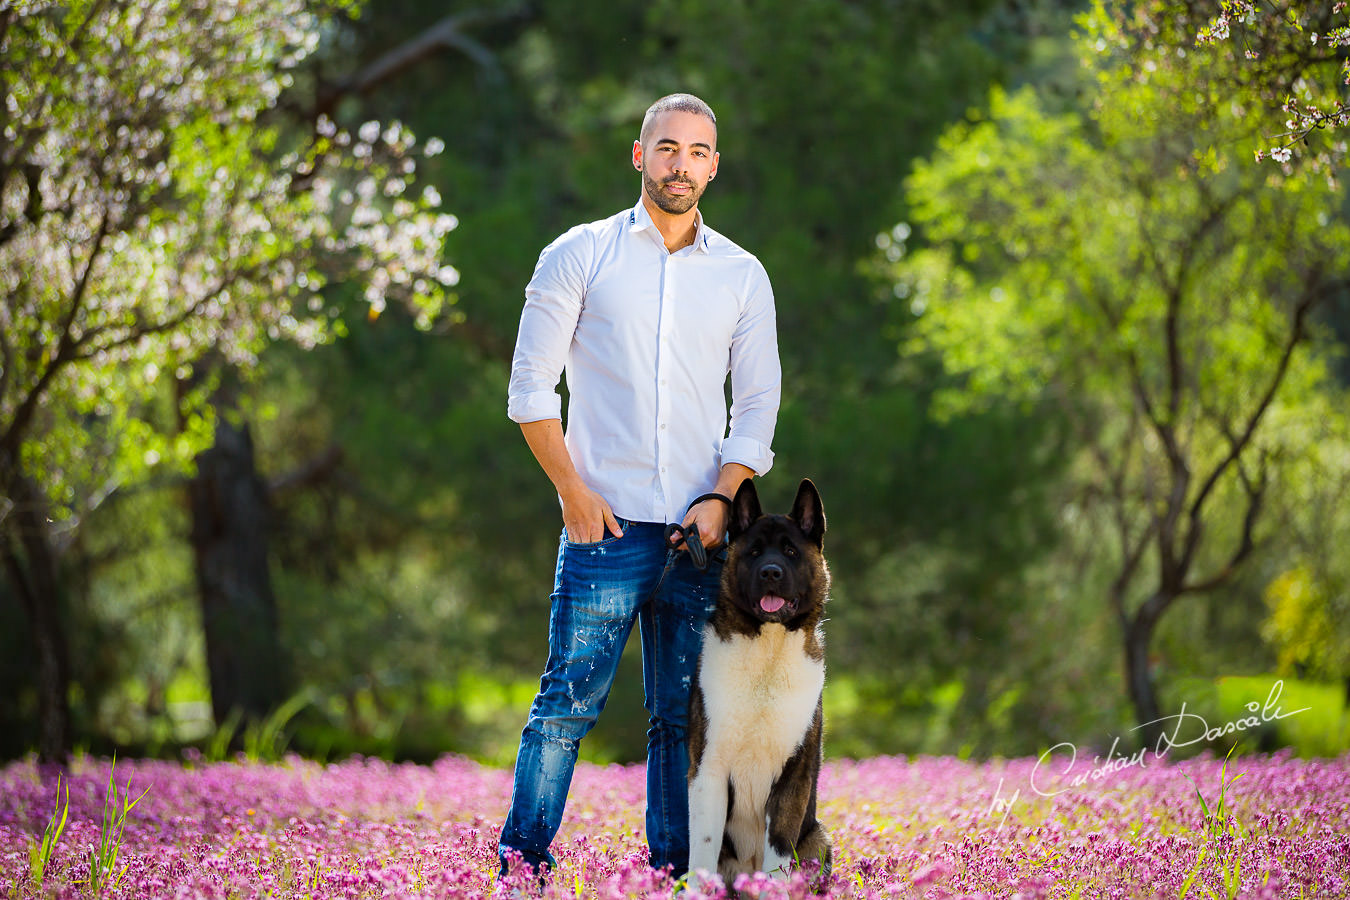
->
[729,479,762,541]
[791,478,826,547]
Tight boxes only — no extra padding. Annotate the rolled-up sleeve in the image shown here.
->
[507,230,590,424]
[722,260,780,475]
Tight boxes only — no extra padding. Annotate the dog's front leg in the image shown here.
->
[763,700,827,879]
[761,810,795,878]
[686,766,728,891]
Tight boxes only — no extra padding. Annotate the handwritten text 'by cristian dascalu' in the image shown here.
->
[984,680,1310,832]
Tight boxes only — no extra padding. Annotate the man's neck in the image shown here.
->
[640,193,699,253]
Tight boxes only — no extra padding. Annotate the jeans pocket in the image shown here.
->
[562,518,628,549]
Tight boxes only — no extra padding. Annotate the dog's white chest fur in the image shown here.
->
[689,623,825,878]
[697,623,824,766]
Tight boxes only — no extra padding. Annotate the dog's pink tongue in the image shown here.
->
[760,595,786,613]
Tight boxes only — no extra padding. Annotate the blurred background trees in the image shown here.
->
[883,0,1350,750]
[2,0,1347,764]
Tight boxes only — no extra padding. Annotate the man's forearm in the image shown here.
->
[519,418,587,498]
[711,462,754,501]
[520,418,619,543]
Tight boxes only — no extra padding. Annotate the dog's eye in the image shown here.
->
[783,544,799,559]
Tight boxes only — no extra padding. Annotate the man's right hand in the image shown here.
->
[518,420,624,544]
[560,482,623,544]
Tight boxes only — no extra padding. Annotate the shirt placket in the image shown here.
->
[654,248,675,524]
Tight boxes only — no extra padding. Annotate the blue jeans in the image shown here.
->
[498,520,722,877]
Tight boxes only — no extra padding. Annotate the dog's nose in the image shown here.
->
[759,563,783,584]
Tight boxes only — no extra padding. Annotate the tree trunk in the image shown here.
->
[1,470,72,762]
[1124,606,1164,753]
[187,415,289,728]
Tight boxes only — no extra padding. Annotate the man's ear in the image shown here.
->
[790,478,826,547]
[729,479,762,541]
[632,139,643,171]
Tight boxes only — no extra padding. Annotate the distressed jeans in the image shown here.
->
[498,520,722,878]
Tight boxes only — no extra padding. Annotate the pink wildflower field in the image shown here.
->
[1,752,1348,899]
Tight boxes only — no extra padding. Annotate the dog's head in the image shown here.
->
[722,478,828,626]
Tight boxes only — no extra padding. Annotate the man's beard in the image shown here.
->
[643,169,703,214]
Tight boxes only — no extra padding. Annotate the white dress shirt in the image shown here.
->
[508,199,781,524]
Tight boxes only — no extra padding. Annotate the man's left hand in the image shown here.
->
[679,497,729,552]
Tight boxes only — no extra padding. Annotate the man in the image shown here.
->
[500,92,781,886]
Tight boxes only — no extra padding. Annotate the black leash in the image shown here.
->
[664,521,707,570]
[646,492,732,601]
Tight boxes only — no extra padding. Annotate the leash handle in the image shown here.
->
[664,522,708,570]
[686,492,732,514]
[666,493,728,571]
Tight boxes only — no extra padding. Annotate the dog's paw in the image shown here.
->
[678,868,725,898]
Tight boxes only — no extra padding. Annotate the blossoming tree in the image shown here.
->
[0,0,457,760]
[1189,0,1350,171]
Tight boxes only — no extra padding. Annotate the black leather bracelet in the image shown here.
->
[686,492,733,514]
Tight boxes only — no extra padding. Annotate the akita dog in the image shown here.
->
[686,478,831,892]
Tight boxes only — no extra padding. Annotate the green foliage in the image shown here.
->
[253,295,563,758]
[1257,410,1350,687]
[896,77,1347,422]
[1180,744,1247,900]
[1263,567,1346,680]
[83,756,149,896]
[230,0,1062,764]
[1170,674,1350,758]
[879,3,1350,738]
[28,773,69,890]
[70,483,203,751]
[204,692,310,763]
[15,0,1350,764]
[1187,743,1247,841]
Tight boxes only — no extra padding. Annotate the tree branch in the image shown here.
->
[1160,182,1239,422]
[314,5,531,116]
[1142,180,1245,587]
[0,287,12,412]
[267,443,344,498]
[0,206,112,458]
[1179,280,1322,575]
[70,287,229,362]
[1179,460,1266,595]
[0,163,45,250]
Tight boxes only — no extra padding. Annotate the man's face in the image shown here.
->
[634,111,719,216]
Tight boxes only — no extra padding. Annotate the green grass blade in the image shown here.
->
[1179,845,1207,900]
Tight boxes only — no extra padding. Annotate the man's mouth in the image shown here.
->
[664,180,693,194]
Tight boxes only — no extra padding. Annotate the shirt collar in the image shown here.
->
[629,199,710,254]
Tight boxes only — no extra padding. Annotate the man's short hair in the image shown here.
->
[640,93,717,146]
